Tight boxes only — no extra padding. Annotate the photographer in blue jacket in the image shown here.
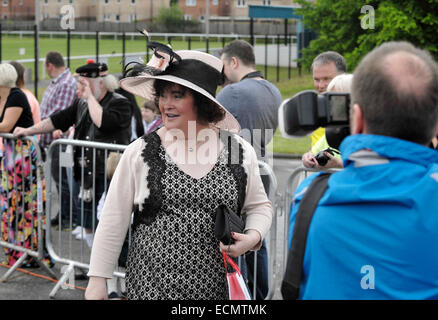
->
[287,41,438,299]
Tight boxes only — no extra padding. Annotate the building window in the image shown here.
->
[44,0,48,5]
[212,0,218,5]
[262,0,271,5]
[20,0,23,5]
[237,0,246,8]
[130,14,136,22]
[131,0,135,4]
[104,13,110,21]
[2,0,8,6]
[186,0,196,6]
[115,14,120,22]
[104,0,109,4]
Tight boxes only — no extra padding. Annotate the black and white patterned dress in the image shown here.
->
[125,131,247,300]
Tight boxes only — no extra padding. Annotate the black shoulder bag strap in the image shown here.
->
[281,172,332,300]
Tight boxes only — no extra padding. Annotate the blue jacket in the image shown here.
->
[288,134,438,299]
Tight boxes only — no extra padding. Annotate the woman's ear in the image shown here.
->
[350,103,365,135]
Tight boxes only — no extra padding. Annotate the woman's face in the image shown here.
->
[158,84,197,133]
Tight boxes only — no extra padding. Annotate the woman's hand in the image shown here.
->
[85,276,108,300]
[13,126,29,137]
[219,230,261,258]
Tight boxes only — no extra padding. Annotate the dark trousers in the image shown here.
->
[50,145,75,226]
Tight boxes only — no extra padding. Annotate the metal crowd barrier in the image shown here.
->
[270,165,341,298]
[45,139,125,298]
[0,133,56,282]
[45,138,279,300]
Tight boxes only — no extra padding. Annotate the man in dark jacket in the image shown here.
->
[14,62,133,247]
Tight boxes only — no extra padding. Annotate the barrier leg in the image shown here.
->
[0,252,28,282]
[49,262,74,299]
[36,259,58,280]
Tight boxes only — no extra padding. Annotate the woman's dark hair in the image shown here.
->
[153,80,225,125]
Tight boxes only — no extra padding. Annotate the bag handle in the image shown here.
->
[222,251,241,276]
[281,173,331,300]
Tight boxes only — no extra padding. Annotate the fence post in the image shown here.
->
[222,36,225,48]
[265,34,268,81]
[188,36,191,50]
[276,34,280,83]
[122,32,126,71]
[0,23,2,64]
[95,31,99,63]
[34,24,39,100]
[206,36,209,54]
[288,35,292,80]
[67,28,71,69]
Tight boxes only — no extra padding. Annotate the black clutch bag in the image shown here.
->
[214,204,246,245]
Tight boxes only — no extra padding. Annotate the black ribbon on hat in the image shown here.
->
[159,59,223,97]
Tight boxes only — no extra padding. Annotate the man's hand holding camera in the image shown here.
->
[302,148,343,169]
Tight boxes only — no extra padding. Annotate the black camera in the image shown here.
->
[314,148,341,166]
[279,90,351,149]
[314,148,334,166]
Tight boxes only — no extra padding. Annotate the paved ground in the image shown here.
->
[0,156,304,300]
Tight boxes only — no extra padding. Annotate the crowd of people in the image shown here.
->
[0,37,437,300]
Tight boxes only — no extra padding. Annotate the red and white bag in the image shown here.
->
[222,251,252,300]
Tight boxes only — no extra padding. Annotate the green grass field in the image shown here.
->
[2,34,313,155]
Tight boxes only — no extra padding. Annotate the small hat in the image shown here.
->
[120,50,240,133]
[76,62,107,78]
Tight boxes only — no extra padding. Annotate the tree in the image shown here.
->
[155,3,200,33]
[295,0,438,71]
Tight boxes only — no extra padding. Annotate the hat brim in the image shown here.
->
[120,74,241,133]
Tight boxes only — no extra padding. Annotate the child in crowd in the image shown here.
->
[141,100,162,135]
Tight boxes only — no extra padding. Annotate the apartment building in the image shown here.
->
[0,0,34,20]
[179,0,298,20]
[0,0,171,23]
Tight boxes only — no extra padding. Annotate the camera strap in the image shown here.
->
[241,71,264,81]
[281,172,332,300]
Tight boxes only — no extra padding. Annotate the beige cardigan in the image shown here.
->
[88,134,273,278]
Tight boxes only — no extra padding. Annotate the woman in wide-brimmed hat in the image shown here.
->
[85,47,273,300]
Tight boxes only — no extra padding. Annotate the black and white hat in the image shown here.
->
[120,50,240,133]
[76,62,107,78]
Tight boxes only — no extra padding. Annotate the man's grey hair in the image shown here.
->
[352,41,438,145]
[312,51,347,74]
[102,74,120,92]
